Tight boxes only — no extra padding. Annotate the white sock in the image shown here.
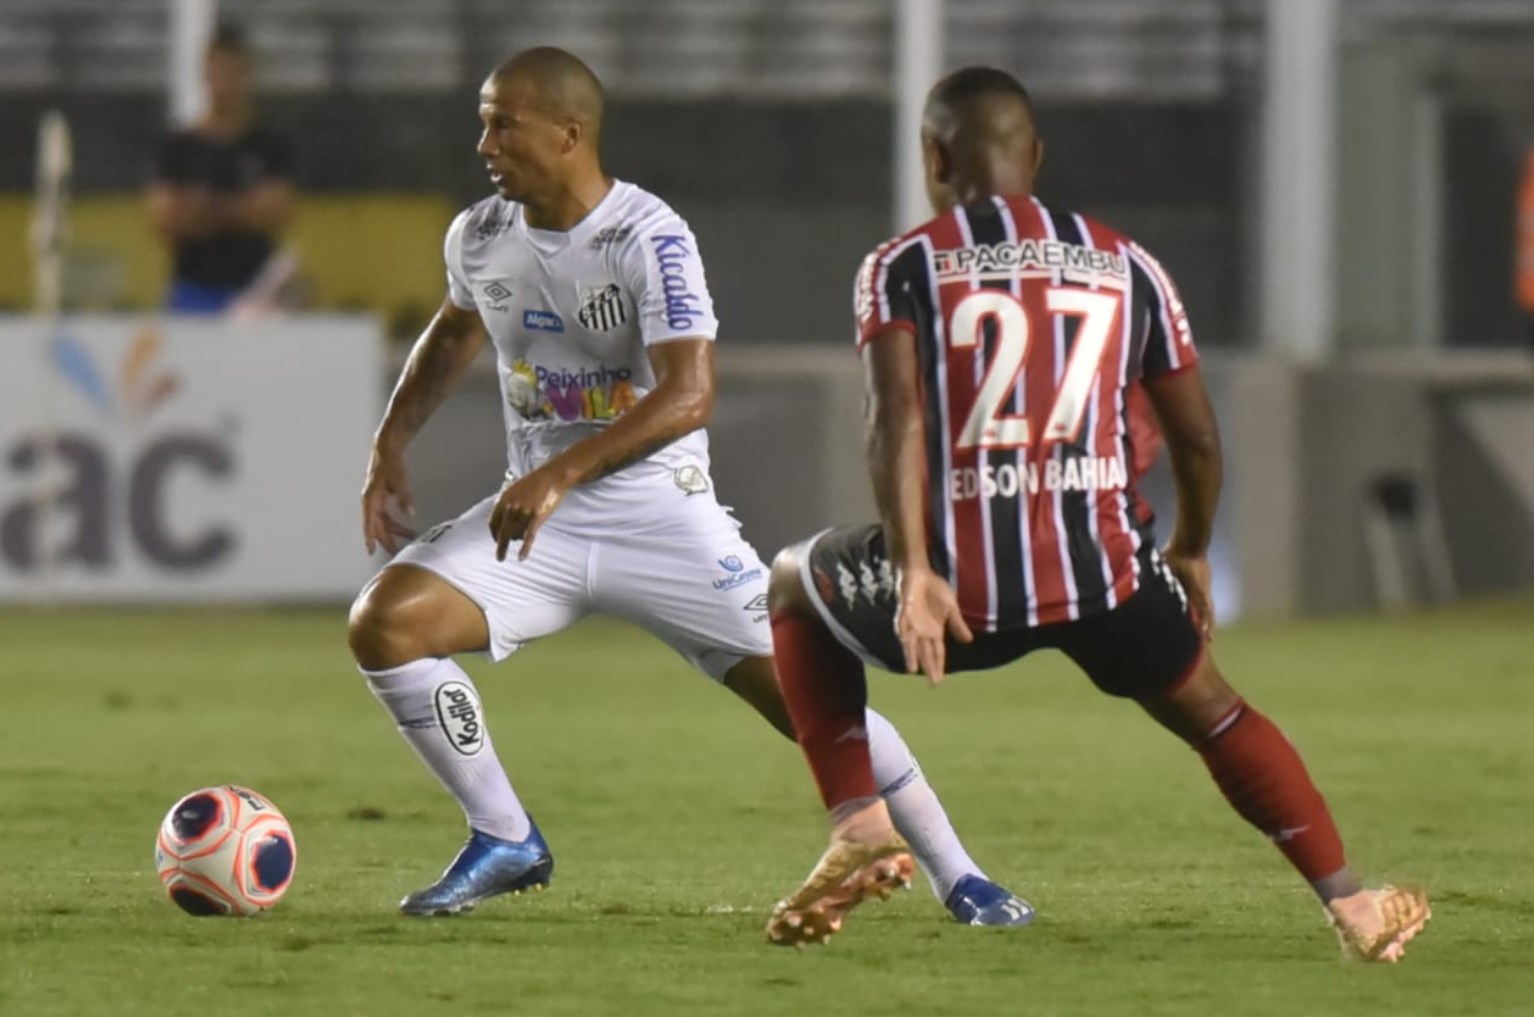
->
[362,657,532,842]
[865,708,986,903]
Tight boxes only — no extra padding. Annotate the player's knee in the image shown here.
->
[1172,658,1242,736]
[1137,651,1241,744]
[347,582,431,670]
[768,544,813,617]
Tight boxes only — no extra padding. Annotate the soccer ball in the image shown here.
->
[155,785,297,916]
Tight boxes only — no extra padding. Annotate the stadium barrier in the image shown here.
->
[0,314,382,602]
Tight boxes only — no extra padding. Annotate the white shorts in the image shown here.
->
[388,489,772,680]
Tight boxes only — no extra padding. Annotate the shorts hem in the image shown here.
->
[382,558,516,663]
[1159,641,1209,697]
[696,648,761,683]
[798,529,891,671]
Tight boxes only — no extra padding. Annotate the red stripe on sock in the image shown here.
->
[770,610,878,810]
[1197,702,1348,882]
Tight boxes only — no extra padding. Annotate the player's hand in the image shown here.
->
[896,568,974,686]
[489,466,570,562]
[1163,546,1215,639]
[361,442,416,555]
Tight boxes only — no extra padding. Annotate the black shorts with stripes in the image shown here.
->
[802,524,1203,698]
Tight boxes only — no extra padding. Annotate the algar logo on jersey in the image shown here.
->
[505,359,637,422]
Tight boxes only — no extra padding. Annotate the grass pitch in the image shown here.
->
[1,597,1531,1016]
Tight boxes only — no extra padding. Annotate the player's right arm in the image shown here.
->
[856,245,973,683]
[363,296,487,554]
[363,211,489,554]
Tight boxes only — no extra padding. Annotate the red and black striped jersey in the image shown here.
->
[853,195,1197,631]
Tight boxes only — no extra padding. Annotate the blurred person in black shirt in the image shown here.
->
[148,23,295,314]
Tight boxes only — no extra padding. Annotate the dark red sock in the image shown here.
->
[770,611,878,810]
[1197,701,1348,882]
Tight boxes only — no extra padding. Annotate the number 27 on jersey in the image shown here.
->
[949,287,1121,451]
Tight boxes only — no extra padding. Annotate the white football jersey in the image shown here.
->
[444,181,719,499]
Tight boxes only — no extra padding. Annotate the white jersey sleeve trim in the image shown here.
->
[444,209,476,311]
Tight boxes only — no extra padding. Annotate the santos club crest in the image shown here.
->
[578,283,627,332]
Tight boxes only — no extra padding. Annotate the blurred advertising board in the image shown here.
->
[0,315,381,601]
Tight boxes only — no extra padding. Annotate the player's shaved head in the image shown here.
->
[477,47,613,228]
[920,66,1043,212]
[925,67,1037,153]
[489,46,605,145]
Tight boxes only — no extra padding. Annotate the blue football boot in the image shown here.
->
[399,821,554,916]
[944,874,1036,926]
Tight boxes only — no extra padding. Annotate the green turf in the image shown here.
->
[1,597,1531,1016]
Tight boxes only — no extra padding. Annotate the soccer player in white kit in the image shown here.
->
[347,46,1031,924]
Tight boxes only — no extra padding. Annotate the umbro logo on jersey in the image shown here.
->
[483,281,513,310]
[589,224,634,249]
[578,283,627,332]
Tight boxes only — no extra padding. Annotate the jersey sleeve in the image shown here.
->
[853,239,920,346]
[443,210,476,311]
[1127,241,1198,377]
[621,215,719,344]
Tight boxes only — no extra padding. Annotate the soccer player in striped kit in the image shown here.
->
[763,66,1429,961]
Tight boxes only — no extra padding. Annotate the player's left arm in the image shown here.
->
[488,337,713,559]
[555,337,714,484]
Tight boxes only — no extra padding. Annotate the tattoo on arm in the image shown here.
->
[393,342,458,436]
[581,434,676,484]
[380,312,482,445]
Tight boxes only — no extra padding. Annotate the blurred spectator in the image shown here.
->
[147,23,296,315]
[1519,145,1534,351]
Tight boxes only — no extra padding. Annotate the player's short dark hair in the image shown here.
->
[929,66,1034,117]
[209,22,249,56]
